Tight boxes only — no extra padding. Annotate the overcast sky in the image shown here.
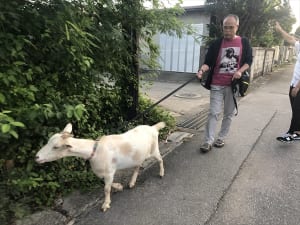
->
[289,0,300,32]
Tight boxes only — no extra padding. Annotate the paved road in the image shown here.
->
[140,75,210,123]
[72,64,300,225]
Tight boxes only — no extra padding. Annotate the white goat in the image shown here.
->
[35,122,166,212]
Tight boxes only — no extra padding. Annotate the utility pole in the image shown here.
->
[120,0,140,121]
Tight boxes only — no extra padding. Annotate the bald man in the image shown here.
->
[197,14,253,152]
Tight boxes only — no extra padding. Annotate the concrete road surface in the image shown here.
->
[72,64,300,225]
[18,64,300,225]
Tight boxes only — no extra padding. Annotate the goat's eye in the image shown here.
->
[53,146,60,150]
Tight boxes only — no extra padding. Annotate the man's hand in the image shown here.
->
[197,65,209,80]
[291,87,299,97]
[232,70,242,80]
[197,69,204,79]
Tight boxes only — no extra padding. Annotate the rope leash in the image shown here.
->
[117,75,199,131]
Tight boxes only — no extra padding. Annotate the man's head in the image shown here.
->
[223,14,239,40]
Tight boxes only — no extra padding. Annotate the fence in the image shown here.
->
[141,43,295,82]
[157,24,204,73]
[249,45,295,81]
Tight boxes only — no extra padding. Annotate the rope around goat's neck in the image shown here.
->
[87,140,99,161]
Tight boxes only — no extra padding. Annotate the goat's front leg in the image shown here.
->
[153,150,164,177]
[129,166,140,188]
[102,175,113,212]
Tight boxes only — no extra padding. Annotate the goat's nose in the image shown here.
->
[35,155,39,161]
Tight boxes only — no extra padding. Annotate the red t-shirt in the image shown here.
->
[211,36,243,86]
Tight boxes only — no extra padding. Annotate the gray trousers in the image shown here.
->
[205,85,236,144]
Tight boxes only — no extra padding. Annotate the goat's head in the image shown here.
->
[35,123,74,164]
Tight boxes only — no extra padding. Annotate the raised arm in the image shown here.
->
[275,21,297,45]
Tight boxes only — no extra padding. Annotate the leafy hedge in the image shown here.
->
[0,0,182,224]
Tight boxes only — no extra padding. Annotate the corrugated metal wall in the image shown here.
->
[158,24,203,73]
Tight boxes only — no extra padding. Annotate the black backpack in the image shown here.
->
[232,71,250,97]
[231,71,250,115]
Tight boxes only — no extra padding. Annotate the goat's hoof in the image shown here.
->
[101,203,110,212]
[129,183,135,189]
[117,187,123,192]
[113,183,123,191]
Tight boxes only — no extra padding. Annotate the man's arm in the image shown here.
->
[237,63,250,74]
[232,37,252,80]
[196,39,219,79]
[275,22,296,45]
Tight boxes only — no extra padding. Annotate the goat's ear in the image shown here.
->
[61,132,73,139]
[63,123,73,133]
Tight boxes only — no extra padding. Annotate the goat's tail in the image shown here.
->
[152,122,166,131]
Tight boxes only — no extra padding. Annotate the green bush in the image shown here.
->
[0,1,182,224]
[0,95,175,224]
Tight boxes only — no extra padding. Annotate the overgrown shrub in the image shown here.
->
[0,0,182,224]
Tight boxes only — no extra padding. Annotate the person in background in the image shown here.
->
[197,14,253,152]
[275,21,300,142]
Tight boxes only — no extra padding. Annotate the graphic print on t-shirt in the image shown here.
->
[219,47,240,73]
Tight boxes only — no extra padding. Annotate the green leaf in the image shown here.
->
[65,23,70,41]
[14,61,25,66]
[1,110,11,114]
[9,130,19,138]
[67,110,73,118]
[0,93,6,103]
[74,111,80,121]
[10,121,25,127]
[1,124,11,133]
[29,85,38,92]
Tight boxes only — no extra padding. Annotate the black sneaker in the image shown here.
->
[214,139,225,148]
[292,133,300,140]
[200,143,212,153]
[276,133,294,143]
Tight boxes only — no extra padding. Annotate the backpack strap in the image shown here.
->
[231,37,249,116]
[232,87,238,116]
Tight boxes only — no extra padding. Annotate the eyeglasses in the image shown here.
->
[223,26,235,30]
